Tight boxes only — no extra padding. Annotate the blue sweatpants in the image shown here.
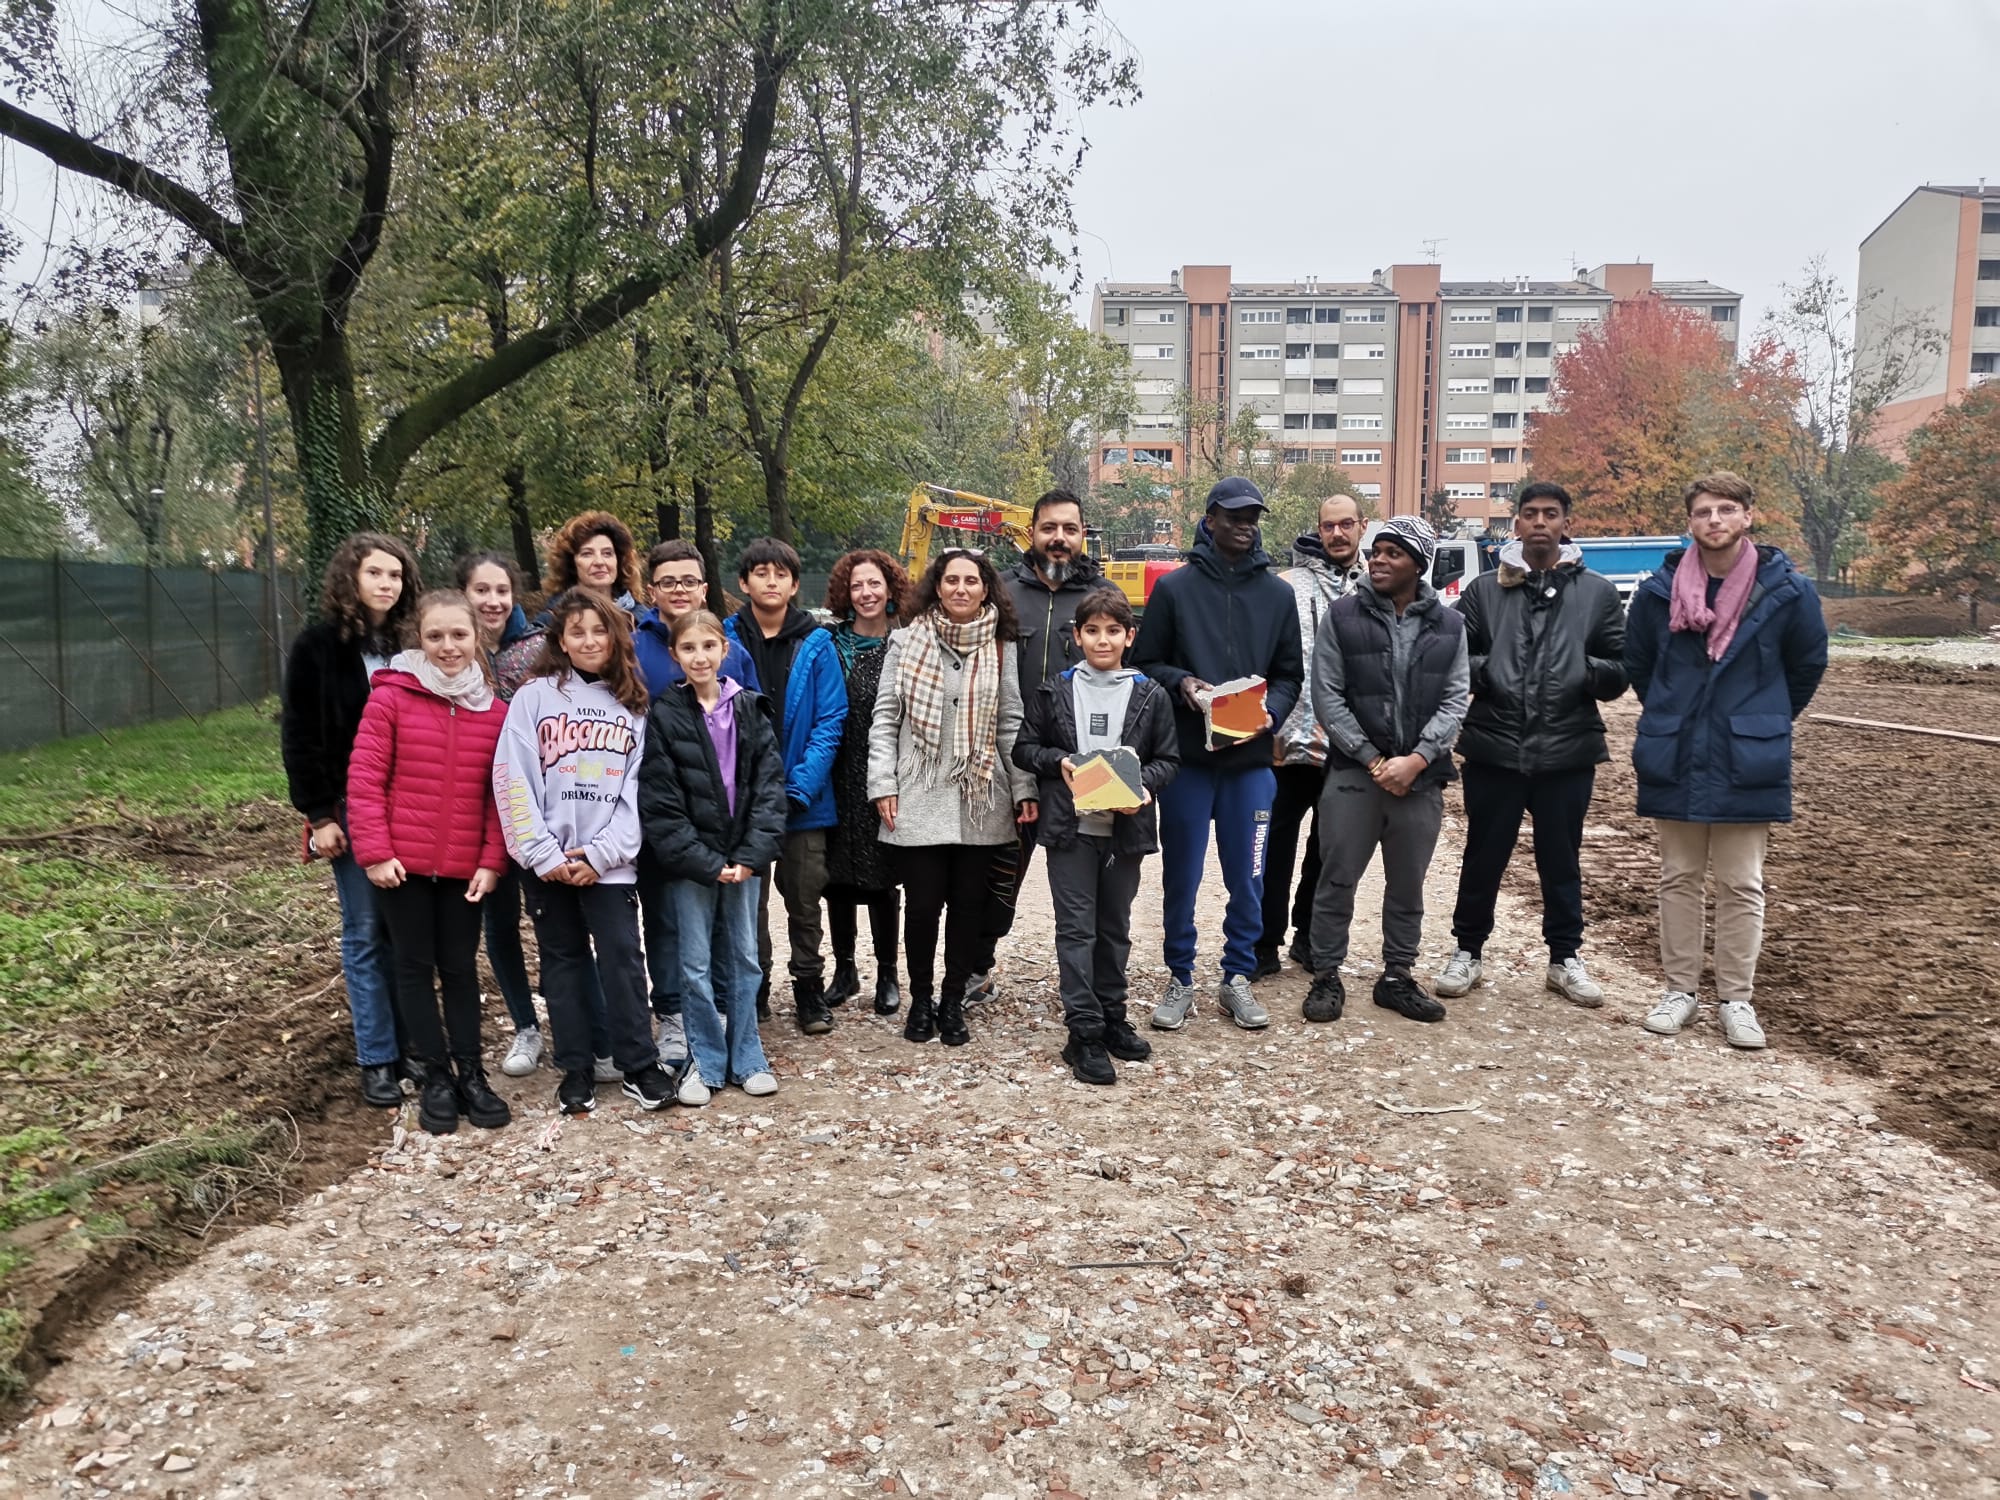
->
[1158,762,1275,984]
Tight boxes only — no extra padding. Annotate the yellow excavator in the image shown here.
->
[897,484,1173,609]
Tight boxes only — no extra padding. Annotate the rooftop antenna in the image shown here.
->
[1422,237,1446,264]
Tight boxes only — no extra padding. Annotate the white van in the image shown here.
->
[1358,523,1494,609]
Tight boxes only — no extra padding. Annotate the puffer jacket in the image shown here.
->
[1624,545,1828,824]
[1001,551,1105,699]
[1014,669,1180,855]
[346,670,507,878]
[1275,533,1364,767]
[1457,548,1628,774]
[638,681,788,883]
[866,630,1035,848]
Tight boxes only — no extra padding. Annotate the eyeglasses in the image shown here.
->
[651,573,705,592]
[1322,518,1362,533]
[1688,504,1746,523]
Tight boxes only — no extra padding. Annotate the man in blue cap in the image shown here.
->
[1132,477,1305,1032]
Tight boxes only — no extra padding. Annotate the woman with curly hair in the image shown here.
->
[821,549,911,1017]
[281,531,422,1108]
[541,511,644,615]
[866,548,1037,1048]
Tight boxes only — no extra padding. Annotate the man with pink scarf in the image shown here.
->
[1623,472,1828,1050]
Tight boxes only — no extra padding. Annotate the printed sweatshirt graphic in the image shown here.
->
[493,674,647,882]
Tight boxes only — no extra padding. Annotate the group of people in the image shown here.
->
[281,469,1829,1129]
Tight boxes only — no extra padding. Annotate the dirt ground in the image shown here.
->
[5,707,2000,1498]
[1819,596,1986,640]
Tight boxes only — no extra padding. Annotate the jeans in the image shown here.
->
[1450,761,1597,961]
[482,864,539,1032]
[327,844,400,1066]
[674,876,769,1087]
[893,843,1004,1003]
[1260,763,1326,957]
[827,885,900,982]
[637,851,681,1019]
[1655,820,1770,1001]
[1045,836,1143,1038]
[520,873,658,1075]
[1157,763,1276,983]
[375,875,487,1065]
[1309,764,1445,974]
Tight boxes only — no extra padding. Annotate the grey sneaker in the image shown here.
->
[592,1055,622,1084]
[1547,957,1605,1008]
[1150,977,1197,1031]
[500,1027,542,1077]
[964,971,997,1006]
[1434,950,1481,998]
[1216,974,1270,1030]
[654,1013,688,1062]
[1718,1001,1767,1050]
[1642,990,1699,1037]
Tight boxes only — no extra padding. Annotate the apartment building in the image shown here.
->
[1091,262,1740,528]
[1857,183,2000,457]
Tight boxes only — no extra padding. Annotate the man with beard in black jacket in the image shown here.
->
[1434,481,1627,1007]
[966,488,1103,1005]
[1132,478,1304,1033]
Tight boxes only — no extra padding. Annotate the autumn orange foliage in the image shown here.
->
[1531,299,1803,543]
[1864,384,2000,627]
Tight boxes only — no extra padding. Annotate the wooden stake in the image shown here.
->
[1809,713,2000,747]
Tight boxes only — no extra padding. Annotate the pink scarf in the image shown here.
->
[1669,543,1758,661]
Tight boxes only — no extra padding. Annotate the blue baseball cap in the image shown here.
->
[1205,477,1266,512]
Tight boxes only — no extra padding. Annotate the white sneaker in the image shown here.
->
[1150,977,1197,1031]
[1434,950,1481,998]
[1643,990,1699,1037]
[500,1027,542,1077]
[592,1055,622,1084]
[654,1014,687,1062]
[1718,1001,1767,1050]
[1547,957,1604,1008]
[1216,975,1270,1030]
[676,1072,711,1107]
[740,1071,778,1097]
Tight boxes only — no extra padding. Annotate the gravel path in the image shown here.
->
[6,827,1997,1499]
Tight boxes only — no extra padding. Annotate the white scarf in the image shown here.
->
[391,648,494,711]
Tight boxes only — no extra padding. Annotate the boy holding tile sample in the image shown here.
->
[1015,588,1181,1084]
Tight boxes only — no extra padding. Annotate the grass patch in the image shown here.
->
[0,701,288,832]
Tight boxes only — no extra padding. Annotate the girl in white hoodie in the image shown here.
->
[493,588,671,1117]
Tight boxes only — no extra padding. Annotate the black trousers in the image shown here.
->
[826,884,901,983]
[1045,836,1143,1038]
[375,876,486,1066]
[894,844,1004,1004]
[1259,763,1326,956]
[520,873,660,1075]
[1449,761,1597,962]
[972,822,1035,974]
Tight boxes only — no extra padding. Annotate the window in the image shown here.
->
[1133,308,1177,324]
[1353,482,1382,499]
[1974,307,2000,327]
[1239,345,1281,361]
[1100,447,1128,464]
[1443,412,1489,431]
[1974,353,2000,373]
[1979,261,2000,280]
[1490,482,1516,500]
[1556,305,1601,321]
[1131,447,1174,466]
[1526,342,1552,359]
[1445,483,1486,500]
[1710,305,1736,322]
[1286,308,1311,324]
[1309,449,1341,464]
[1347,344,1386,360]
[1444,447,1488,464]
[1342,413,1384,430]
[1493,377,1518,394]
[1496,342,1521,359]
[1312,377,1338,395]
[1253,413,1280,430]
[1343,378,1385,395]
[1448,307,1493,323]
[1446,343,1492,359]
[1492,447,1518,463]
[1315,307,1341,323]
[1492,412,1519,429]
[1525,376,1549,393]
[1310,413,1338,429]
[1984,210,2000,234]
[1134,344,1176,360]
[1241,308,1283,324]
[1340,448,1383,465]
[1527,306,1553,321]
[1130,413,1176,429]
[1237,378,1280,396]
[1282,447,1309,464]
[1135,378,1177,395]
[1496,307,1523,323]
[1446,377,1491,394]
[1282,413,1308,429]
[1313,343,1341,360]
[1103,307,1126,327]
[1346,307,1387,323]
[1285,343,1310,359]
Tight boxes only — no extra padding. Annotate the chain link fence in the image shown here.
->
[0,556,305,752]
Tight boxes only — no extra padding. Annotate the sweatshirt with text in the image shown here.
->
[493,672,647,883]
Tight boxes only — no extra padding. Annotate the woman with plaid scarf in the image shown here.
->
[867,549,1039,1048]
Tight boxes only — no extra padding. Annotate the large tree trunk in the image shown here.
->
[271,325,381,587]
[634,327,680,542]
[690,376,722,613]
[763,464,792,546]
[503,462,537,579]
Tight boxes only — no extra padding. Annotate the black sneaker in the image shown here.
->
[556,1068,596,1115]
[796,984,834,1037]
[1061,1035,1116,1085]
[454,1059,512,1129]
[1103,1019,1152,1062]
[825,959,860,1008]
[1373,972,1447,1023]
[1287,938,1314,973]
[1302,973,1346,1024]
[621,1064,672,1111]
[1250,947,1282,982]
[416,1065,459,1134]
[358,1063,401,1109]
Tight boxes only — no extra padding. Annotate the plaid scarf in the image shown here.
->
[895,604,1002,793]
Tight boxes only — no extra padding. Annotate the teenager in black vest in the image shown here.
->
[1303,516,1469,1026]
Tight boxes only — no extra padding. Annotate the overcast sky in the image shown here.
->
[1066,0,1999,332]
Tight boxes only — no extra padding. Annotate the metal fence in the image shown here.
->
[0,556,305,752]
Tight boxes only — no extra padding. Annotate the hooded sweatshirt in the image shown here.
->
[730,605,817,738]
[1069,662,1137,836]
[1276,531,1365,768]
[492,671,647,883]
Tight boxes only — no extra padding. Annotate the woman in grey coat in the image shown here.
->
[868,548,1038,1047]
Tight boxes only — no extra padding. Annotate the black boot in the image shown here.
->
[903,994,935,1043]
[454,1057,512,1129]
[1251,946,1282,982]
[873,973,902,1016]
[1061,1033,1116,1085]
[358,1063,401,1109]
[416,1063,459,1135]
[795,974,834,1036]
[937,989,970,1048]
[825,959,860,1008]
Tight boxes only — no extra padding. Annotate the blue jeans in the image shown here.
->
[638,852,681,1018]
[1158,763,1276,984]
[327,845,400,1066]
[672,876,768,1087]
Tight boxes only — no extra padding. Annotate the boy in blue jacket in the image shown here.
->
[725,537,848,1035]
[1624,472,1827,1051]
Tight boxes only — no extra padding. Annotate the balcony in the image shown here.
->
[1284,359,1311,376]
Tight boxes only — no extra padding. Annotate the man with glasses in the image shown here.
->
[632,541,761,1057]
[1624,472,1826,1051]
[1257,492,1367,980]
